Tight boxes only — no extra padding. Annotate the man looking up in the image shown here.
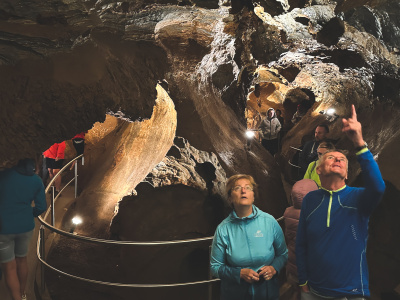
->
[296,105,386,300]
[298,124,329,176]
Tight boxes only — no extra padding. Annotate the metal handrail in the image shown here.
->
[37,215,285,288]
[288,146,302,169]
[37,155,286,291]
[44,154,83,195]
[36,234,219,287]
[288,160,301,168]
[39,219,215,245]
[290,146,302,152]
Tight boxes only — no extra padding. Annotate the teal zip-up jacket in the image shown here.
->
[296,149,385,297]
[210,205,288,300]
[0,160,47,234]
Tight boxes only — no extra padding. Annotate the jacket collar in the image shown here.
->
[320,185,347,193]
[231,205,259,220]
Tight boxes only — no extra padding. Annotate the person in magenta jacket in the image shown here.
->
[43,141,66,193]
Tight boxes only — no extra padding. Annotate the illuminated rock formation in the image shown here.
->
[0,0,399,299]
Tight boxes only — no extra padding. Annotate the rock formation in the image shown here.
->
[0,0,399,299]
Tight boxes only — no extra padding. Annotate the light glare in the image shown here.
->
[72,216,82,225]
[245,130,255,138]
[326,108,336,116]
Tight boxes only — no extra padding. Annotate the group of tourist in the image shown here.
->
[0,106,386,300]
[0,132,87,300]
[210,105,385,300]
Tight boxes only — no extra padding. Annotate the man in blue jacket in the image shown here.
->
[296,105,386,300]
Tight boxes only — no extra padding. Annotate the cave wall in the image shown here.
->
[1,0,400,299]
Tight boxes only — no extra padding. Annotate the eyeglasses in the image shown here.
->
[232,185,253,192]
[325,155,346,162]
[317,152,324,156]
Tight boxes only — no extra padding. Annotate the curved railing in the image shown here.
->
[37,157,285,297]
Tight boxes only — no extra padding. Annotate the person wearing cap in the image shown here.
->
[296,105,386,300]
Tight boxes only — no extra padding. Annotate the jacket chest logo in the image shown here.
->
[254,230,263,237]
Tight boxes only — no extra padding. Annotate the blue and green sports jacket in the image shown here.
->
[296,149,385,297]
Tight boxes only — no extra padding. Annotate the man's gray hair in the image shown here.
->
[317,149,349,169]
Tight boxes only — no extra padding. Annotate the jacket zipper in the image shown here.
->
[327,191,333,227]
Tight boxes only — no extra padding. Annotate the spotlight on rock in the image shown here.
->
[70,216,83,234]
[245,130,257,150]
[327,108,336,115]
[319,108,339,122]
[72,216,83,225]
[245,130,255,139]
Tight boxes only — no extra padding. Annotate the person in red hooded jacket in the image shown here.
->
[283,179,318,300]
[43,142,66,194]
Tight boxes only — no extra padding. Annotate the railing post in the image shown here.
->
[74,161,78,199]
[208,245,213,300]
[51,186,55,226]
[40,226,46,292]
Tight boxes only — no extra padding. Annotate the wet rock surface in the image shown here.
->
[0,0,400,299]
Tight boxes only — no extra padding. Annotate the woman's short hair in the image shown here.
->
[226,174,258,200]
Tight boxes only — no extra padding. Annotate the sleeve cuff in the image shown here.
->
[299,281,308,287]
[356,147,369,156]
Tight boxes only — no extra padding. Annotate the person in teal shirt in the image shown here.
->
[303,142,335,186]
[210,174,288,300]
[0,158,47,300]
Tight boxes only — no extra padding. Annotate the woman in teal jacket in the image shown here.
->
[210,174,288,300]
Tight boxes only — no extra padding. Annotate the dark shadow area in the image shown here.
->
[195,162,217,191]
[283,88,315,127]
[294,15,309,26]
[46,184,226,300]
[368,181,400,296]
[288,0,308,11]
[373,74,400,102]
[166,145,182,159]
[278,66,301,83]
[316,17,345,47]
[309,49,367,72]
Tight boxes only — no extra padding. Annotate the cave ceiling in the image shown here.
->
[0,0,399,199]
[1,0,400,297]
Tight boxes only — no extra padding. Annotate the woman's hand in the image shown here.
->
[258,265,277,281]
[240,268,260,283]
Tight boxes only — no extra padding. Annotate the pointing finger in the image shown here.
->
[351,104,357,120]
